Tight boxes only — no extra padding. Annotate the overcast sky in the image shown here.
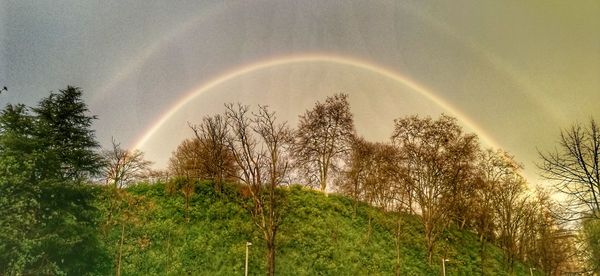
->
[2,0,599,185]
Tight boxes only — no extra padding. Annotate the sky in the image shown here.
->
[1,0,599,186]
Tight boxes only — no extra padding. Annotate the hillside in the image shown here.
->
[98,181,540,275]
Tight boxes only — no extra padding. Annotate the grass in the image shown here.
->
[98,181,541,275]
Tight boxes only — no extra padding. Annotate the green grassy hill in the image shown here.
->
[98,181,540,275]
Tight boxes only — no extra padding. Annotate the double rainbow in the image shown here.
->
[132,53,500,150]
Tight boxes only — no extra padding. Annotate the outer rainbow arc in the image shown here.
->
[133,54,500,150]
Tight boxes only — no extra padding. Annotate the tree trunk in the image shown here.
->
[408,189,413,215]
[320,178,327,193]
[427,245,434,264]
[267,239,276,276]
[479,239,486,274]
[366,215,373,242]
[320,164,328,193]
[216,170,223,195]
[185,195,190,222]
[103,189,117,236]
[425,223,434,264]
[395,219,402,276]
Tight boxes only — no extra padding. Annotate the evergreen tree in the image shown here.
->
[32,86,104,180]
[0,87,109,275]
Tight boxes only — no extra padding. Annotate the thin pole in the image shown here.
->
[245,242,252,276]
[442,258,447,276]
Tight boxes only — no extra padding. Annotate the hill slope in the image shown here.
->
[98,181,539,275]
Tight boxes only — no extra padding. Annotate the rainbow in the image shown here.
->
[91,2,229,104]
[132,54,501,150]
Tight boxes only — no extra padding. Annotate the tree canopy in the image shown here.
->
[0,86,109,275]
[294,93,355,192]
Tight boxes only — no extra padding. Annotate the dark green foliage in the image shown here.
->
[32,86,103,180]
[0,104,40,272]
[35,180,110,275]
[0,87,109,275]
[98,181,538,275]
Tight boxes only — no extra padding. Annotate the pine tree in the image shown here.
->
[0,87,109,275]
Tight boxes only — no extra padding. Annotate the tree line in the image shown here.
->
[166,93,580,275]
[0,87,109,274]
[1,87,595,275]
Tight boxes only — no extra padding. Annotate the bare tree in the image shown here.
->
[473,149,522,242]
[224,103,292,276]
[473,149,578,273]
[189,114,237,192]
[391,114,478,263]
[294,93,355,192]
[491,169,529,271]
[99,139,153,275]
[338,137,402,212]
[471,149,522,271]
[539,119,600,219]
[100,138,153,240]
[169,115,236,193]
[524,188,578,275]
[168,138,203,179]
[103,138,152,189]
[445,147,479,231]
[337,138,370,205]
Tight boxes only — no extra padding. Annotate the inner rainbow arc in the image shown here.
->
[133,53,501,150]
